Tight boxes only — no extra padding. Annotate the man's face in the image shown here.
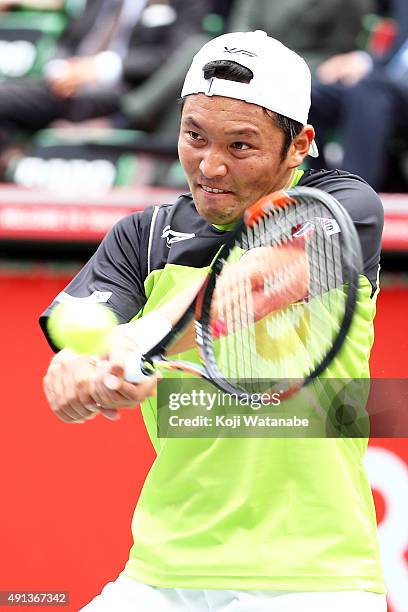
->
[178,94,299,225]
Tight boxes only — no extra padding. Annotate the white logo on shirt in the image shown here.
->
[55,290,112,303]
[161,225,195,248]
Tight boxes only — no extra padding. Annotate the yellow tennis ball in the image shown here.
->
[47,301,118,355]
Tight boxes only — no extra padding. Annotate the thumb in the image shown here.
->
[94,359,123,392]
[105,352,126,387]
[99,407,120,421]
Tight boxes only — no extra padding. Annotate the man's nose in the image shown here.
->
[199,149,227,179]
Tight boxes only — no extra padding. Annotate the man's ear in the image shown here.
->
[287,125,315,168]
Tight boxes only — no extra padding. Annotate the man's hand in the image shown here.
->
[43,342,160,424]
[46,57,100,99]
[316,51,373,86]
[90,325,161,411]
[44,349,105,423]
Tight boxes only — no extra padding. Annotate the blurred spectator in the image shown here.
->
[115,0,235,136]
[227,0,374,73]
[0,0,64,9]
[0,0,210,148]
[309,0,408,190]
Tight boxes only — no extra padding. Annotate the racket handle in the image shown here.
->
[121,313,172,382]
[124,351,151,383]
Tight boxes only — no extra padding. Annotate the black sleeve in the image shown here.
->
[39,208,153,351]
[301,170,384,294]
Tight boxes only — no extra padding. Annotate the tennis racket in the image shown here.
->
[124,186,362,400]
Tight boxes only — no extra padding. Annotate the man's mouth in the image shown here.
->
[200,184,231,194]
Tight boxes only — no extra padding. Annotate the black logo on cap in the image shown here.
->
[223,46,257,58]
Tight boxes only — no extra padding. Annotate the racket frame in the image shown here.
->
[134,187,363,399]
[196,187,363,398]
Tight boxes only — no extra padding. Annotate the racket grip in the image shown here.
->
[124,351,151,383]
[121,313,172,382]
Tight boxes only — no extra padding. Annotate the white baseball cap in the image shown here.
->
[181,30,318,157]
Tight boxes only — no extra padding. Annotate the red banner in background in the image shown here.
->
[1,187,408,251]
[0,268,407,612]
[0,186,180,242]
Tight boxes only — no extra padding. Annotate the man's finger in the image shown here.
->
[44,366,82,422]
[90,369,159,409]
[61,364,98,421]
[99,407,120,421]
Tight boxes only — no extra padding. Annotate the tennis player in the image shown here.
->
[41,31,386,611]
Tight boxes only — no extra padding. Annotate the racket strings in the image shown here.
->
[262,204,315,379]
[209,195,350,392]
[216,258,258,383]
[306,202,345,355]
[291,198,346,365]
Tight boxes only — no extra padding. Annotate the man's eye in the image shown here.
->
[232,142,250,150]
[188,131,203,140]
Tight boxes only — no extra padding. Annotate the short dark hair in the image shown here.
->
[201,60,303,160]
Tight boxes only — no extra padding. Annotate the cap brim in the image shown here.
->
[308,139,319,158]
